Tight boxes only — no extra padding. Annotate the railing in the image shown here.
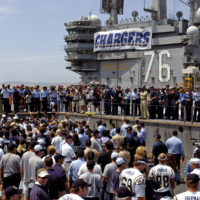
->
[2,98,199,124]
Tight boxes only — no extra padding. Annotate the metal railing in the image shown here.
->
[1,99,199,123]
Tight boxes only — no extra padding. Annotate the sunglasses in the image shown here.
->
[41,176,49,179]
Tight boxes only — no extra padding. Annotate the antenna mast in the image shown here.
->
[100,0,124,25]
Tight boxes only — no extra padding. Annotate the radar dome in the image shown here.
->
[186,26,199,37]
[89,15,101,26]
[196,8,200,21]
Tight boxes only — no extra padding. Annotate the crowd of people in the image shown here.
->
[1,84,200,122]
[0,112,199,200]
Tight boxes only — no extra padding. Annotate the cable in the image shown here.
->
[178,0,190,7]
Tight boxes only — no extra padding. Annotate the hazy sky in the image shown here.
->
[0,0,190,84]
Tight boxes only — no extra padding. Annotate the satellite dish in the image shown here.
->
[132,11,138,18]
[176,11,183,21]
[132,11,138,22]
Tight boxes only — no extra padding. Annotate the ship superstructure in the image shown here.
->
[65,0,200,89]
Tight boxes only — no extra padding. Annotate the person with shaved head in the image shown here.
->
[148,153,175,198]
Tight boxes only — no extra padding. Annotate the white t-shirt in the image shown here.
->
[51,136,62,153]
[120,168,146,199]
[174,191,200,200]
[78,163,102,177]
[61,143,75,164]
[59,193,84,200]
[0,148,4,162]
[148,164,175,192]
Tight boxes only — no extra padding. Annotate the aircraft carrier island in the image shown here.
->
[64,0,200,90]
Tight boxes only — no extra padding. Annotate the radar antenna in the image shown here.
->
[100,0,124,25]
[176,11,183,20]
[132,11,138,22]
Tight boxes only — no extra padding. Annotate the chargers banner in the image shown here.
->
[94,28,152,52]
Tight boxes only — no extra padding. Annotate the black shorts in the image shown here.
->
[157,190,171,198]
[3,173,20,190]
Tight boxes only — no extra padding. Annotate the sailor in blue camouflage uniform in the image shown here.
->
[40,86,49,112]
[57,86,66,112]
[149,86,157,119]
[193,87,200,122]
[170,88,180,120]
[124,88,131,116]
[103,86,112,115]
[32,86,41,112]
[163,89,171,119]
[185,89,193,121]
[157,88,164,119]
[178,89,186,121]
[1,86,10,113]
[131,88,140,117]
[111,87,118,115]
[49,86,57,112]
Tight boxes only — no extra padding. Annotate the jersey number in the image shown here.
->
[156,175,169,187]
[122,177,133,192]
[144,50,171,83]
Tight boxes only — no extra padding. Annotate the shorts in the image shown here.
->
[3,173,20,190]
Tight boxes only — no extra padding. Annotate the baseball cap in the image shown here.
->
[37,169,49,178]
[187,173,200,183]
[154,134,161,139]
[34,144,43,152]
[115,186,134,198]
[13,116,19,120]
[66,134,72,140]
[72,179,91,188]
[37,139,46,145]
[190,158,200,164]
[116,158,127,165]
[111,152,119,159]
[5,186,20,198]
[2,114,6,118]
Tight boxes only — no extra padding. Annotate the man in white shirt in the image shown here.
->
[174,174,200,200]
[61,134,76,176]
[59,179,90,200]
[79,160,103,200]
[91,130,102,153]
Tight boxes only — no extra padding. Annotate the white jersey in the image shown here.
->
[148,164,175,193]
[174,191,200,200]
[120,168,146,200]
[59,193,84,200]
[191,168,200,191]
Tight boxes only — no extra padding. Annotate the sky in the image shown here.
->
[0,0,190,84]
